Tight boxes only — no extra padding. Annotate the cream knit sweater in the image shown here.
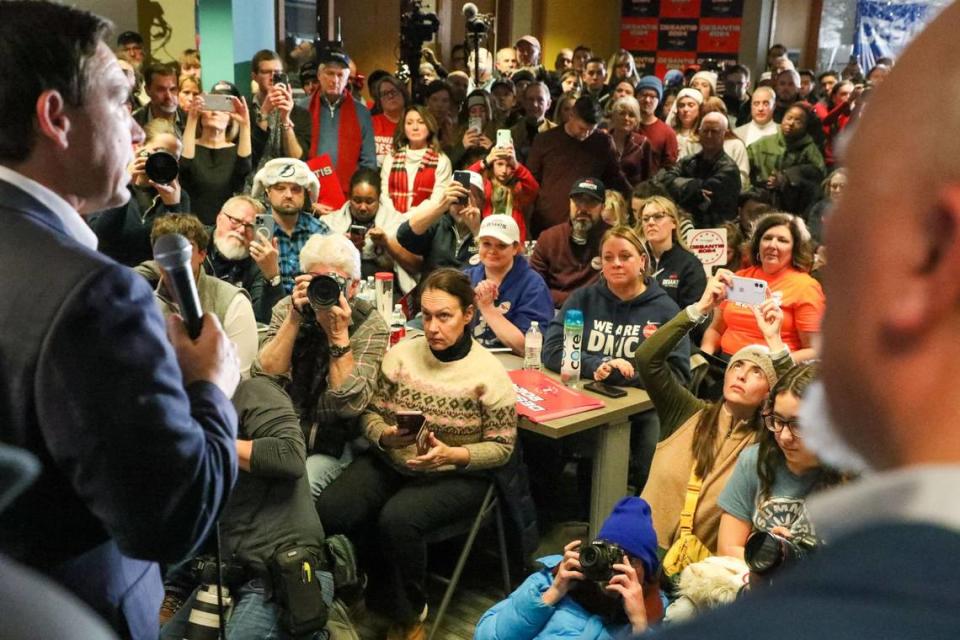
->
[362,335,517,473]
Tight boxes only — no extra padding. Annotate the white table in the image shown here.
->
[496,353,653,538]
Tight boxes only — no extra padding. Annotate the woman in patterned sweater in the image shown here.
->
[316,267,517,640]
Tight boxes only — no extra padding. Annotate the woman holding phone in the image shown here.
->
[179,81,253,225]
[634,269,795,553]
[316,268,517,640]
[701,213,825,362]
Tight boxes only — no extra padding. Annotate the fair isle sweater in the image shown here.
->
[361,335,517,473]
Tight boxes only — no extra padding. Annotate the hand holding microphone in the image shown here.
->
[154,233,240,397]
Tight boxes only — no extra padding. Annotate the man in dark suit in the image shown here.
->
[0,3,241,638]
[649,4,960,638]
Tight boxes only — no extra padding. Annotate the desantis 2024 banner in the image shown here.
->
[620,0,743,77]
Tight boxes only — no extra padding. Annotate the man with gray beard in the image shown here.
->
[206,194,285,323]
[529,177,610,307]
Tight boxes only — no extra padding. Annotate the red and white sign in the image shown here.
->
[688,227,727,274]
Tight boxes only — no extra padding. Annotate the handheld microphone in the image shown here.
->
[462,2,478,20]
[153,233,204,339]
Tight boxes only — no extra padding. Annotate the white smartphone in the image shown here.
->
[496,129,512,148]
[726,276,767,306]
[468,115,483,134]
[201,93,235,113]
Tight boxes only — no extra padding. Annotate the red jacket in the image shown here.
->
[468,160,540,243]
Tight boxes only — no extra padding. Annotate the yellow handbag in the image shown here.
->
[661,466,712,581]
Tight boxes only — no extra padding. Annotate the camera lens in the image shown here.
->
[144,150,179,185]
[306,274,342,308]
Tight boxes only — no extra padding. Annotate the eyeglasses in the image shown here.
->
[641,212,667,224]
[380,88,401,100]
[763,413,802,438]
[220,210,254,232]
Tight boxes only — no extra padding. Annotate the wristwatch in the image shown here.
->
[269,275,282,287]
[329,343,352,358]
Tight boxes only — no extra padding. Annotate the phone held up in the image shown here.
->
[496,128,512,148]
[199,93,235,113]
[726,276,767,306]
[452,170,472,205]
[255,213,275,243]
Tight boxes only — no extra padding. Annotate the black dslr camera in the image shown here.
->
[744,530,815,579]
[306,273,349,310]
[578,540,626,583]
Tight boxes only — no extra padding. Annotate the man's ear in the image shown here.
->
[34,90,71,150]
[884,184,960,337]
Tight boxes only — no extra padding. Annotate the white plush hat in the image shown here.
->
[251,158,320,204]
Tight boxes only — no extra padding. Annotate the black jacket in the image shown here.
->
[220,377,324,575]
[206,239,284,324]
[89,184,191,267]
[648,243,708,310]
[654,150,741,228]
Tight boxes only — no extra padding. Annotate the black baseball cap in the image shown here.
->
[569,177,606,202]
[117,31,143,46]
[299,61,318,83]
[209,80,240,97]
[317,47,351,68]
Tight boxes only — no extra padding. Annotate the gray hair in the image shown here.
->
[299,233,361,281]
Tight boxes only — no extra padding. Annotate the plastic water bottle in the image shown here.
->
[390,304,406,347]
[363,276,375,303]
[523,321,543,371]
[561,309,584,388]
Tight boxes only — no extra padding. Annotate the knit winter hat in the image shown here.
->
[597,497,659,579]
[677,87,705,105]
[250,158,320,204]
[727,344,778,388]
[691,70,718,95]
[636,75,663,101]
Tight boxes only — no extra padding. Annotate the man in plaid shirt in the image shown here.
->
[252,233,389,496]
[251,158,331,293]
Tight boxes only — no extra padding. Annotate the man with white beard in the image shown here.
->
[207,195,285,324]
[648,4,960,638]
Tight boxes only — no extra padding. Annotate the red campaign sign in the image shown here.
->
[655,51,696,77]
[697,18,741,54]
[659,0,701,19]
[620,17,659,52]
[658,18,699,51]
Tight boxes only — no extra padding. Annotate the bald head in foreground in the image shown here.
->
[653,5,960,638]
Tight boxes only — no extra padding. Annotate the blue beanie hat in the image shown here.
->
[664,69,684,89]
[597,497,659,579]
[636,75,663,101]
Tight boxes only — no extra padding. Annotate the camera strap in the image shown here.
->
[215,522,227,640]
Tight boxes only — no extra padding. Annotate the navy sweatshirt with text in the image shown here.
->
[543,277,691,387]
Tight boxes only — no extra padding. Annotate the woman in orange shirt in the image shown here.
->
[702,213,824,362]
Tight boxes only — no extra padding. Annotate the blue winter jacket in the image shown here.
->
[475,555,633,640]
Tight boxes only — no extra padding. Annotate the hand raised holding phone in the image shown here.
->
[694,269,734,316]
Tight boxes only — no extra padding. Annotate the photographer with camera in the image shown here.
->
[90,118,190,266]
[717,362,845,571]
[254,233,389,496]
[159,377,333,640]
[476,497,663,639]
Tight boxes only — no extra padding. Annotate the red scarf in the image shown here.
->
[387,147,439,213]
[309,91,362,195]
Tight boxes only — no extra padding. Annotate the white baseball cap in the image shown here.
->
[477,214,520,245]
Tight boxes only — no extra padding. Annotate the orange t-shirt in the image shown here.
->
[719,265,825,355]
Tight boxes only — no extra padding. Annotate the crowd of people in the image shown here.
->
[7,2,954,640]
